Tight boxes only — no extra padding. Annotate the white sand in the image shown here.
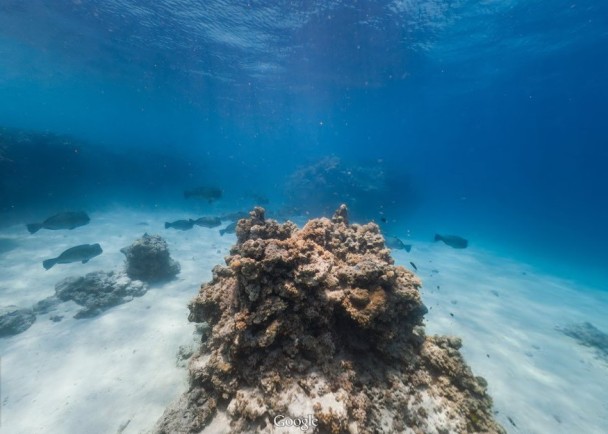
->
[393,244,608,434]
[0,208,606,433]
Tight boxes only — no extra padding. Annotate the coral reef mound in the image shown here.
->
[154,206,504,434]
[121,233,180,282]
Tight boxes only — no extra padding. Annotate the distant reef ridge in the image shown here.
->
[153,205,504,434]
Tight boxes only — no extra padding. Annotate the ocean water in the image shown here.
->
[0,1,607,433]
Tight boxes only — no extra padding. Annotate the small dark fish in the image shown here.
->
[380,217,387,223]
[184,187,222,202]
[43,243,102,270]
[27,211,90,234]
[409,261,418,271]
[507,416,517,428]
[165,219,195,231]
[434,233,468,249]
[193,216,222,228]
[219,221,237,236]
[385,236,412,252]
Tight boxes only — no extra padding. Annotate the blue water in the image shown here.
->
[2,2,608,433]
[0,0,606,286]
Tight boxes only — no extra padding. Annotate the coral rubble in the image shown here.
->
[154,206,504,434]
[557,322,608,361]
[121,233,180,282]
[55,270,147,319]
[0,305,36,337]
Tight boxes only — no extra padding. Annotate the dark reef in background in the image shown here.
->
[0,127,207,222]
[0,127,89,212]
[121,234,180,283]
[284,156,417,223]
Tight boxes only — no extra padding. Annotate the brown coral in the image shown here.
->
[154,206,505,434]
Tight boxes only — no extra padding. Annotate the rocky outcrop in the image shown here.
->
[121,233,180,282]
[194,217,223,228]
[154,206,504,434]
[0,305,36,337]
[55,270,147,319]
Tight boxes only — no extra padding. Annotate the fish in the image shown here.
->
[184,187,222,202]
[220,211,248,221]
[380,217,387,223]
[165,219,195,230]
[27,211,90,234]
[409,261,418,271]
[434,233,468,249]
[385,236,412,252]
[43,243,102,270]
[193,216,222,228]
[219,221,237,236]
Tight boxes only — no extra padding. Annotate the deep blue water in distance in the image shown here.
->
[0,0,607,285]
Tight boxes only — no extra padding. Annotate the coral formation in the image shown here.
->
[557,322,608,361]
[0,305,36,337]
[54,270,147,319]
[32,295,61,314]
[121,233,180,282]
[154,206,504,433]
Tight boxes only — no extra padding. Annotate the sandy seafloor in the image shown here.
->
[0,208,607,434]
